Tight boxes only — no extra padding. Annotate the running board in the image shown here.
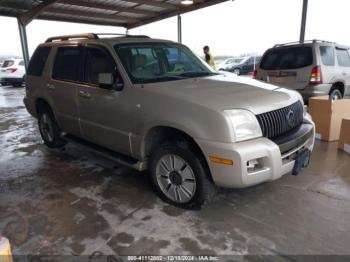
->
[63,134,147,171]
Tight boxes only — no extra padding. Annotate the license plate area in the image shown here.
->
[292,148,310,176]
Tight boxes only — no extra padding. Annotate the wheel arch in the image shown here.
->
[35,97,52,116]
[142,125,213,181]
[330,81,345,96]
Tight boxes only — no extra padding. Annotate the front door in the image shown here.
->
[77,45,131,155]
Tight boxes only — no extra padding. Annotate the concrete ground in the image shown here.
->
[1,85,350,261]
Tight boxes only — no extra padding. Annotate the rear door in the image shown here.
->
[319,45,338,85]
[258,45,314,90]
[47,45,83,136]
[242,57,255,74]
[335,47,350,96]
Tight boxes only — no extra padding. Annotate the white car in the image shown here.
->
[216,57,244,71]
[0,59,26,87]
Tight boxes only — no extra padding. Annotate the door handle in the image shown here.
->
[79,90,91,98]
[47,84,55,90]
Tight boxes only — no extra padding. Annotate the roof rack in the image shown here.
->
[273,39,334,47]
[95,33,150,38]
[45,33,98,43]
[45,33,150,43]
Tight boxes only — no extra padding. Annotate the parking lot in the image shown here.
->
[1,84,350,258]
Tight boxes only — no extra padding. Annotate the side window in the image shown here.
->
[320,46,335,66]
[27,47,51,76]
[19,60,25,66]
[336,48,350,67]
[247,57,254,64]
[84,47,119,85]
[52,47,81,82]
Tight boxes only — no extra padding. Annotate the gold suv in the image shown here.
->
[24,33,315,208]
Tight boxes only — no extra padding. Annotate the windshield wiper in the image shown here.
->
[178,71,218,78]
[137,76,185,83]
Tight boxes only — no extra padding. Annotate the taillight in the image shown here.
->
[7,68,18,73]
[252,70,258,79]
[309,66,322,84]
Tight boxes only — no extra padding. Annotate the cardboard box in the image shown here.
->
[309,96,350,141]
[338,119,350,154]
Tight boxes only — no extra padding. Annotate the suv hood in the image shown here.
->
[143,74,300,115]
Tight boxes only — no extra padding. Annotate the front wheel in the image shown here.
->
[38,107,67,148]
[150,141,217,209]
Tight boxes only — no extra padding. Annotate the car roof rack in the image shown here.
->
[95,33,150,38]
[45,33,98,43]
[273,39,335,47]
[45,33,150,43]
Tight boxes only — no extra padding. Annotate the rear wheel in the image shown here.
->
[233,68,241,75]
[12,83,22,87]
[329,88,343,100]
[150,140,217,209]
[38,107,66,148]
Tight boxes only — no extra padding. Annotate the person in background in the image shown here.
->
[203,45,216,70]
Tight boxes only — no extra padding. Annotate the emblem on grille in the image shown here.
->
[286,110,295,127]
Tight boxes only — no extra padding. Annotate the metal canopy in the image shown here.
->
[0,0,228,29]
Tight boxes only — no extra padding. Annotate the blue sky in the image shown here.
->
[0,0,348,57]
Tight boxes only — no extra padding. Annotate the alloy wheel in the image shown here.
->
[155,154,196,203]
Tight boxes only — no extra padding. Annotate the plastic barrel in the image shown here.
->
[0,237,13,262]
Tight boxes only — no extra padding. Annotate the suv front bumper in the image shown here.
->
[196,117,315,188]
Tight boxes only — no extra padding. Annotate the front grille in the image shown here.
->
[256,101,304,139]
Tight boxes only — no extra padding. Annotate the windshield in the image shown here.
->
[260,46,313,70]
[114,42,217,84]
[232,58,243,64]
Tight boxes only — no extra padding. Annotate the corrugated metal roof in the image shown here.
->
[0,0,228,28]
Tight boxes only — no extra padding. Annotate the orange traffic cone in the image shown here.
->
[0,236,13,262]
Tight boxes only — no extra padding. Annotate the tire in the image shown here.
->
[233,68,241,75]
[150,140,217,209]
[12,83,22,87]
[329,88,343,100]
[38,106,67,148]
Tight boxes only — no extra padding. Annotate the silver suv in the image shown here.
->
[24,33,315,208]
[255,40,350,101]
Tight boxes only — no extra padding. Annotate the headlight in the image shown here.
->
[224,109,262,142]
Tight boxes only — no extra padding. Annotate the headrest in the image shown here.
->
[132,54,147,68]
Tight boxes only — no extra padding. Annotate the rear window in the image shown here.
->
[260,46,313,70]
[52,47,81,82]
[320,46,335,66]
[336,48,350,67]
[2,60,14,68]
[27,47,51,76]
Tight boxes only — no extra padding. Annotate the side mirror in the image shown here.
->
[98,73,123,91]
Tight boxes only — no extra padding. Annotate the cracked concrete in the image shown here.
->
[0,85,350,259]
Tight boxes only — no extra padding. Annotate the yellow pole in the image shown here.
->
[0,237,13,262]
